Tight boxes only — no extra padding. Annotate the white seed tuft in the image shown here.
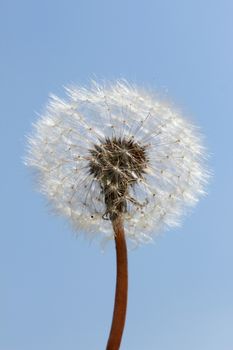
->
[25,81,209,245]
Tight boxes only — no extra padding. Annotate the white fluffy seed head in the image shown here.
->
[25,80,209,245]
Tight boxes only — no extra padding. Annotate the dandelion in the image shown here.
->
[26,80,208,350]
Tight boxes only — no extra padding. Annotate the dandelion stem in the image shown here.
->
[106,215,128,350]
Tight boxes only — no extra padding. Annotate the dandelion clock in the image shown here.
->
[26,81,208,350]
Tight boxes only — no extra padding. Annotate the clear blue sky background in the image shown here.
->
[0,1,232,349]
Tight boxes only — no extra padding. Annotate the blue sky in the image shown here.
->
[0,1,233,349]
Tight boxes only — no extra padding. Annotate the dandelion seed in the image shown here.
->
[25,80,209,349]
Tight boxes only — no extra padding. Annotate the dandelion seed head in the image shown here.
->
[26,80,209,245]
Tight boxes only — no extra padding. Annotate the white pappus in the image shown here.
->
[26,80,209,245]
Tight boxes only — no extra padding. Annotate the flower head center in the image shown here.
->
[89,137,148,220]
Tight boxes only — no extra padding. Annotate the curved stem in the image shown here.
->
[106,216,128,350]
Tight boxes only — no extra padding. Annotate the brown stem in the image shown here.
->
[106,215,128,350]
